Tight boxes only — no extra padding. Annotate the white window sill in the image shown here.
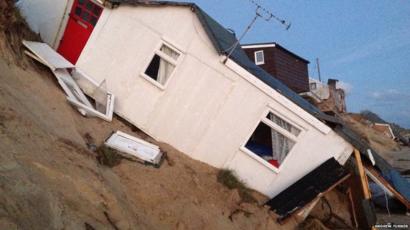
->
[140,73,167,91]
[239,146,280,174]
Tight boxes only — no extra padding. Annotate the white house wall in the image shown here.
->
[76,5,353,197]
[16,0,73,47]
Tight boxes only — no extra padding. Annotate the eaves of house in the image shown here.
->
[241,42,310,64]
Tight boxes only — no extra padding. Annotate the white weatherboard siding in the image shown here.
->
[17,0,73,47]
[76,6,353,197]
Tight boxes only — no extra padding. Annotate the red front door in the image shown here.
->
[57,0,103,64]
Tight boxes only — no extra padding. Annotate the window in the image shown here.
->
[244,111,301,170]
[266,112,301,136]
[72,0,103,28]
[254,50,265,65]
[85,1,93,10]
[310,83,317,90]
[81,11,90,21]
[143,43,181,87]
[75,7,82,16]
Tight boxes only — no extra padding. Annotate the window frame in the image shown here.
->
[71,0,103,29]
[140,41,183,90]
[310,82,317,90]
[240,109,304,173]
[254,50,265,65]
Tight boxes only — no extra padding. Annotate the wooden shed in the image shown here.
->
[242,42,310,93]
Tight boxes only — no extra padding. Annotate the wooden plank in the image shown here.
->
[365,168,394,197]
[345,176,369,229]
[353,149,377,230]
[347,188,359,228]
[354,149,371,199]
[365,165,410,209]
[295,198,320,222]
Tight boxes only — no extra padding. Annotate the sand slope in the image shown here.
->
[0,3,300,229]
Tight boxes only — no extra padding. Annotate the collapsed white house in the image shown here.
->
[17,0,410,216]
[16,0,356,197]
[17,1,410,228]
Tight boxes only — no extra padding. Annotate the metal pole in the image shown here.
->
[316,58,322,82]
[224,11,261,63]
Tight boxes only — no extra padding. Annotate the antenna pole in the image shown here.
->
[316,58,322,82]
[224,8,261,63]
[248,0,291,29]
[223,0,291,63]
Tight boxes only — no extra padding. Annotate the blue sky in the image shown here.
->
[182,0,410,128]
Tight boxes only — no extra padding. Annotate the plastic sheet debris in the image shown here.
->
[23,40,115,121]
[105,131,163,166]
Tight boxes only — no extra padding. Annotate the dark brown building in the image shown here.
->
[242,42,310,93]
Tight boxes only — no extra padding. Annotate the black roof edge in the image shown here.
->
[191,6,225,55]
[241,42,310,64]
[106,1,226,55]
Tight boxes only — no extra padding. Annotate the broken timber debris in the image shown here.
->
[104,131,163,166]
[22,40,115,121]
[353,148,377,230]
[265,157,351,223]
[365,165,410,210]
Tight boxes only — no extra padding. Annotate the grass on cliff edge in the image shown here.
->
[217,169,257,203]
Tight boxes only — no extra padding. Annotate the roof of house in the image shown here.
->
[108,1,325,119]
[107,0,410,201]
[241,42,310,64]
[266,157,349,220]
[373,123,396,139]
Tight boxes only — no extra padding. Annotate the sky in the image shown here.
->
[180,0,410,128]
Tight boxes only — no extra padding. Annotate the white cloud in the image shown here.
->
[369,88,407,100]
[366,89,410,128]
[336,80,353,95]
[330,28,410,66]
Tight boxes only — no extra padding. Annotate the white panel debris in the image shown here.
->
[23,40,115,122]
[53,69,91,116]
[367,149,376,166]
[105,131,163,165]
[22,40,74,70]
